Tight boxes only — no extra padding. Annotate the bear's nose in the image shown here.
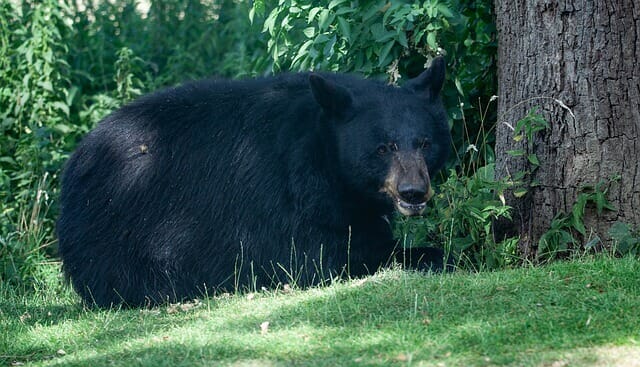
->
[397,183,427,204]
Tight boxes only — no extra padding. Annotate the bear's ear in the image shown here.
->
[404,56,445,99]
[309,74,352,115]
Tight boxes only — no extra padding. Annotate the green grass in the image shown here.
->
[1,257,639,366]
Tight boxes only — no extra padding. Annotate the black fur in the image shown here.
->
[57,58,451,307]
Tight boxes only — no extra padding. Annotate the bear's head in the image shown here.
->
[310,57,449,217]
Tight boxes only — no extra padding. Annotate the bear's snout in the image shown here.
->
[397,182,428,205]
[383,151,432,216]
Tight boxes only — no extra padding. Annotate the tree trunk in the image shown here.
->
[494,0,640,258]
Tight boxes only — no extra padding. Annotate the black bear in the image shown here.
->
[57,57,451,307]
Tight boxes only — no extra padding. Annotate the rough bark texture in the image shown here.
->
[494,0,640,257]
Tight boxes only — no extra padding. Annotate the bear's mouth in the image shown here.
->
[383,186,433,217]
[396,199,427,216]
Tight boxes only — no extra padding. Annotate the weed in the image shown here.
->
[500,105,619,261]
[395,99,517,271]
[608,222,640,256]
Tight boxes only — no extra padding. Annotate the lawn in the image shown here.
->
[1,256,639,366]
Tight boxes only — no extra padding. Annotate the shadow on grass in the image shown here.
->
[4,257,640,366]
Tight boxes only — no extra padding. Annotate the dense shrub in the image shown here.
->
[1,0,501,286]
[0,0,268,286]
[252,0,505,268]
[254,0,497,160]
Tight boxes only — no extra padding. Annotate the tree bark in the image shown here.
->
[494,0,640,257]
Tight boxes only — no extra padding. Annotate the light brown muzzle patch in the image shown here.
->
[381,151,431,216]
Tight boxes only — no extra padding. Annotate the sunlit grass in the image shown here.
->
[2,256,639,366]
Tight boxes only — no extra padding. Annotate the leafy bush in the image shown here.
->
[536,179,617,261]
[253,0,504,269]
[0,0,269,287]
[253,0,497,166]
[2,0,503,286]
[254,0,452,73]
[609,222,640,256]
[0,0,75,285]
[395,163,517,271]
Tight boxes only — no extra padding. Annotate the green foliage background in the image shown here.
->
[0,0,269,286]
[1,0,505,287]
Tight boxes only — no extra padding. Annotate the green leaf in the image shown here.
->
[263,8,279,35]
[571,214,586,236]
[52,101,70,117]
[308,7,322,23]
[584,236,601,249]
[291,40,313,68]
[328,0,346,10]
[436,3,454,18]
[66,86,79,106]
[513,188,528,198]
[570,195,588,235]
[0,157,17,165]
[608,222,639,255]
[253,0,265,16]
[527,153,540,166]
[397,31,408,48]
[52,123,72,134]
[595,190,615,214]
[426,32,437,50]
[454,78,464,96]
[281,14,291,29]
[507,149,525,157]
[413,29,425,45]
[317,9,333,31]
[38,81,53,92]
[473,163,495,182]
[337,17,351,42]
[303,27,315,38]
[335,7,356,15]
[250,0,265,23]
[377,40,395,67]
[362,4,381,21]
[314,34,330,44]
[323,34,337,56]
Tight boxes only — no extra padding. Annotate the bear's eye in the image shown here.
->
[420,138,431,150]
[376,144,389,155]
[377,142,398,155]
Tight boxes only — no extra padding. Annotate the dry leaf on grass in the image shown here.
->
[260,321,270,335]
